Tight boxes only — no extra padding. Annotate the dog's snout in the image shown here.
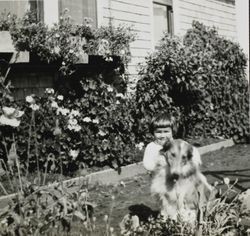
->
[171,173,179,181]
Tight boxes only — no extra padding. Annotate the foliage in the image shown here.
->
[0,80,141,176]
[1,10,135,76]
[121,180,249,235]
[136,21,249,143]
[0,10,16,31]
[134,35,182,143]
[0,179,104,235]
[85,23,136,66]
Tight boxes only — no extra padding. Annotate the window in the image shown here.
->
[0,1,44,22]
[59,0,97,27]
[153,0,173,46]
[0,0,30,19]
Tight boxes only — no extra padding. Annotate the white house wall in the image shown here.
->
[175,0,237,40]
[97,0,239,88]
[97,0,153,88]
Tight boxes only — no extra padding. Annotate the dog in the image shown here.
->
[150,139,213,222]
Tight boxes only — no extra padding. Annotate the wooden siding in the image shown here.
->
[98,0,153,86]
[176,0,237,40]
[98,0,238,89]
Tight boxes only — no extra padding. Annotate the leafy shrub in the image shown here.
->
[0,179,96,235]
[0,79,140,176]
[136,21,249,143]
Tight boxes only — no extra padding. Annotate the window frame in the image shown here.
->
[152,0,174,46]
[58,0,97,27]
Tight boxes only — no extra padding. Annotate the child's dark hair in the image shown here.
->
[149,112,175,134]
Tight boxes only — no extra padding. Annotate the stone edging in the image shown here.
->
[0,139,235,204]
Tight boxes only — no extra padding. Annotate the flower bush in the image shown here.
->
[85,23,136,66]
[0,10,16,31]
[0,79,141,176]
[3,10,135,76]
[136,21,249,143]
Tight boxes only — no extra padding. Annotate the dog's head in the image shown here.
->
[160,139,202,181]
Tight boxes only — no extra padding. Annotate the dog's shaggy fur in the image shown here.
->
[151,139,213,222]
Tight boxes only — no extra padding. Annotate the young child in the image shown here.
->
[143,112,175,172]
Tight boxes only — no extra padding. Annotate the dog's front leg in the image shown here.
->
[160,194,178,220]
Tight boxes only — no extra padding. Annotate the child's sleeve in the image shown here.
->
[143,143,159,171]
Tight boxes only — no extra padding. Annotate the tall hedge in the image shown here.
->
[136,21,249,143]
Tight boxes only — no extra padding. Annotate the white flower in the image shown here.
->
[2,107,15,116]
[62,61,66,66]
[67,118,81,132]
[69,49,74,54]
[107,86,113,92]
[100,39,109,46]
[69,109,80,117]
[105,57,113,62]
[135,142,144,150]
[57,95,64,101]
[120,49,125,55]
[2,107,24,118]
[116,100,120,105]
[98,130,106,136]
[103,215,109,222]
[25,95,35,104]
[69,149,79,159]
[116,93,125,99]
[54,46,60,54]
[45,88,54,94]
[68,118,78,126]
[83,117,91,123]
[57,107,70,116]
[92,118,99,124]
[0,107,24,127]
[29,104,39,111]
[210,103,214,110]
[51,101,58,108]
[73,124,81,132]
[224,177,230,185]
[0,115,20,127]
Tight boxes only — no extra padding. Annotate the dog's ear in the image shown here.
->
[191,146,202,166]
[160,140,172,155]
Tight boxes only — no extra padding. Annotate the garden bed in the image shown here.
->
[89,144,250,234]
[1,141,250,235]
[0,138,232,197]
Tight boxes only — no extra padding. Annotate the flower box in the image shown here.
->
[0,31,15,52]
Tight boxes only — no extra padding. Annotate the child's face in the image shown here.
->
[154,127,173,146]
